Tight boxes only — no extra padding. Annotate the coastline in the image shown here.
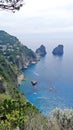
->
[17,73,25,85]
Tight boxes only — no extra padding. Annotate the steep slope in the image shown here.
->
[0,30,20,45]
[0,55,19,94]
[0,30,38,69]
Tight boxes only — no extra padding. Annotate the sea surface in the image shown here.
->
[18,38,73,116]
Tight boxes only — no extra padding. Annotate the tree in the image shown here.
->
[0,0,24,12]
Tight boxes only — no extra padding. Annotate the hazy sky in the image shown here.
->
[0,0,73,36]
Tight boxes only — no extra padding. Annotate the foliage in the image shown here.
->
[0,94,11,103]
[52,108,73,130]
[0,30,20,45]
[0,90,49,130]
[0,55,19,93]
[0,0,23,12]
[0,120,11,130]
[0,98,29,130]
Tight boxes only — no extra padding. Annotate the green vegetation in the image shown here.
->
[0,55,19,95]
[0,55,18,82]
[0,97,28,130]
[0,89,49,130]
[0,30,20,45]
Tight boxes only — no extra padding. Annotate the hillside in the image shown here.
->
[0,55,20,95]
[0,30,20,45]
[0,30,38,69]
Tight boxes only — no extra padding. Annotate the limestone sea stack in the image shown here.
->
[52,45,64,56]
[36,45,47,57]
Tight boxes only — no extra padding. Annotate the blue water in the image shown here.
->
[18,39,73,116]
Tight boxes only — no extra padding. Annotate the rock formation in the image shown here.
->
[36,45,47,57]
[52,45,64,56]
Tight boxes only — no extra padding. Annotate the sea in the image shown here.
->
[18,33,73,116]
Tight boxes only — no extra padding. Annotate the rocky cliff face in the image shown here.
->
[8,45,38,69]
[36,45,47,57]
[52,45,64,56]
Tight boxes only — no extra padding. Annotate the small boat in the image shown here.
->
[31,80,37,85]
[48,87,55,92]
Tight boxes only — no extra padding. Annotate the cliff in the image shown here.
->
[36,45,47,57]
[52,45,64,56]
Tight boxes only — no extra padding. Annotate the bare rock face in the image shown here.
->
[52,45,64,56]
[36,45,47,57]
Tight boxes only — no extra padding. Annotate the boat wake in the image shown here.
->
[33,72,39,76]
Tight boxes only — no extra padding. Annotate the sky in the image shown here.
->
[0,0,73,44]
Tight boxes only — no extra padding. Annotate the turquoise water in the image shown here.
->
[18,40,73,116]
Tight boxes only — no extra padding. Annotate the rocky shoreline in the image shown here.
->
[17,45,47,85]
[17,74,25,85]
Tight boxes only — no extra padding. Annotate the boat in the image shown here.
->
[31,80,37,85]
[48,86,55,92]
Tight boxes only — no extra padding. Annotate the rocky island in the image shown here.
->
[52,44,64,56]
[36,45,47,57]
